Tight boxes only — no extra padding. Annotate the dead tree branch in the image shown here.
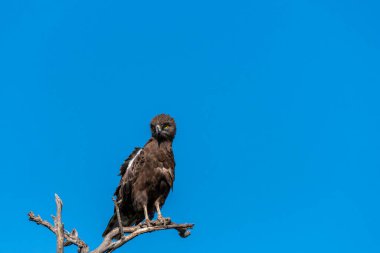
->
[93,220,194,253]
[28,194,194,253]
[112,197,124,239]
[54,194,64,253]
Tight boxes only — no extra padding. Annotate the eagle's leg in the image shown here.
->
[143,204,151,226]
[155,200,168,225]
[155,201,163,220]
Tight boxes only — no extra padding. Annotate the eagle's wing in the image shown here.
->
[102,147,144,237]
[114,147,143,201]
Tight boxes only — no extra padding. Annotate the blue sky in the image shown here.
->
[1,0,379,252]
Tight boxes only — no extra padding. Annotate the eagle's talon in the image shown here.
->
[157,216,166,225]
[145,219,152,227]
[157,216,171,226]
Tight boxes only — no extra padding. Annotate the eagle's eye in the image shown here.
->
[163,124,169,129]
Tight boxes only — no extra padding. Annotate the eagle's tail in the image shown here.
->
[102,214,117,237]
[102,213,137,238]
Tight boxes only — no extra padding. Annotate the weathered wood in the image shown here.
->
[28,195,193,253]
[112,197,124,239]
[93,220,194,253]
[54,194,64,253]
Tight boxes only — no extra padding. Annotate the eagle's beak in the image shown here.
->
[155,125,162,135]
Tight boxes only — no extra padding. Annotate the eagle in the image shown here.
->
[102,114,176,237]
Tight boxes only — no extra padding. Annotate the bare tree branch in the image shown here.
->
[112,197,124,239]
[28,195,194,253]
[93,220,194,253]
[54,194,64,253]
[28,212,89,251]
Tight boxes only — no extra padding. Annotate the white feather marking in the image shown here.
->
[158,167,169,172]
[127,149,142,172]
[157,167,174,184]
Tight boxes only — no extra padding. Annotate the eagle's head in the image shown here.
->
[150,114,176,141]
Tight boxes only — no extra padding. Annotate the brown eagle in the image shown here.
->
[102,114,176,237]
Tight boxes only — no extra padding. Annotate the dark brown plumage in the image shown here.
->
[102,114,176,237]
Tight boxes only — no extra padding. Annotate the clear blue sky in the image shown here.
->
[1,0,379,252]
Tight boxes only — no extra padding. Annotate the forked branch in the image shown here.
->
[28,194,194,253]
